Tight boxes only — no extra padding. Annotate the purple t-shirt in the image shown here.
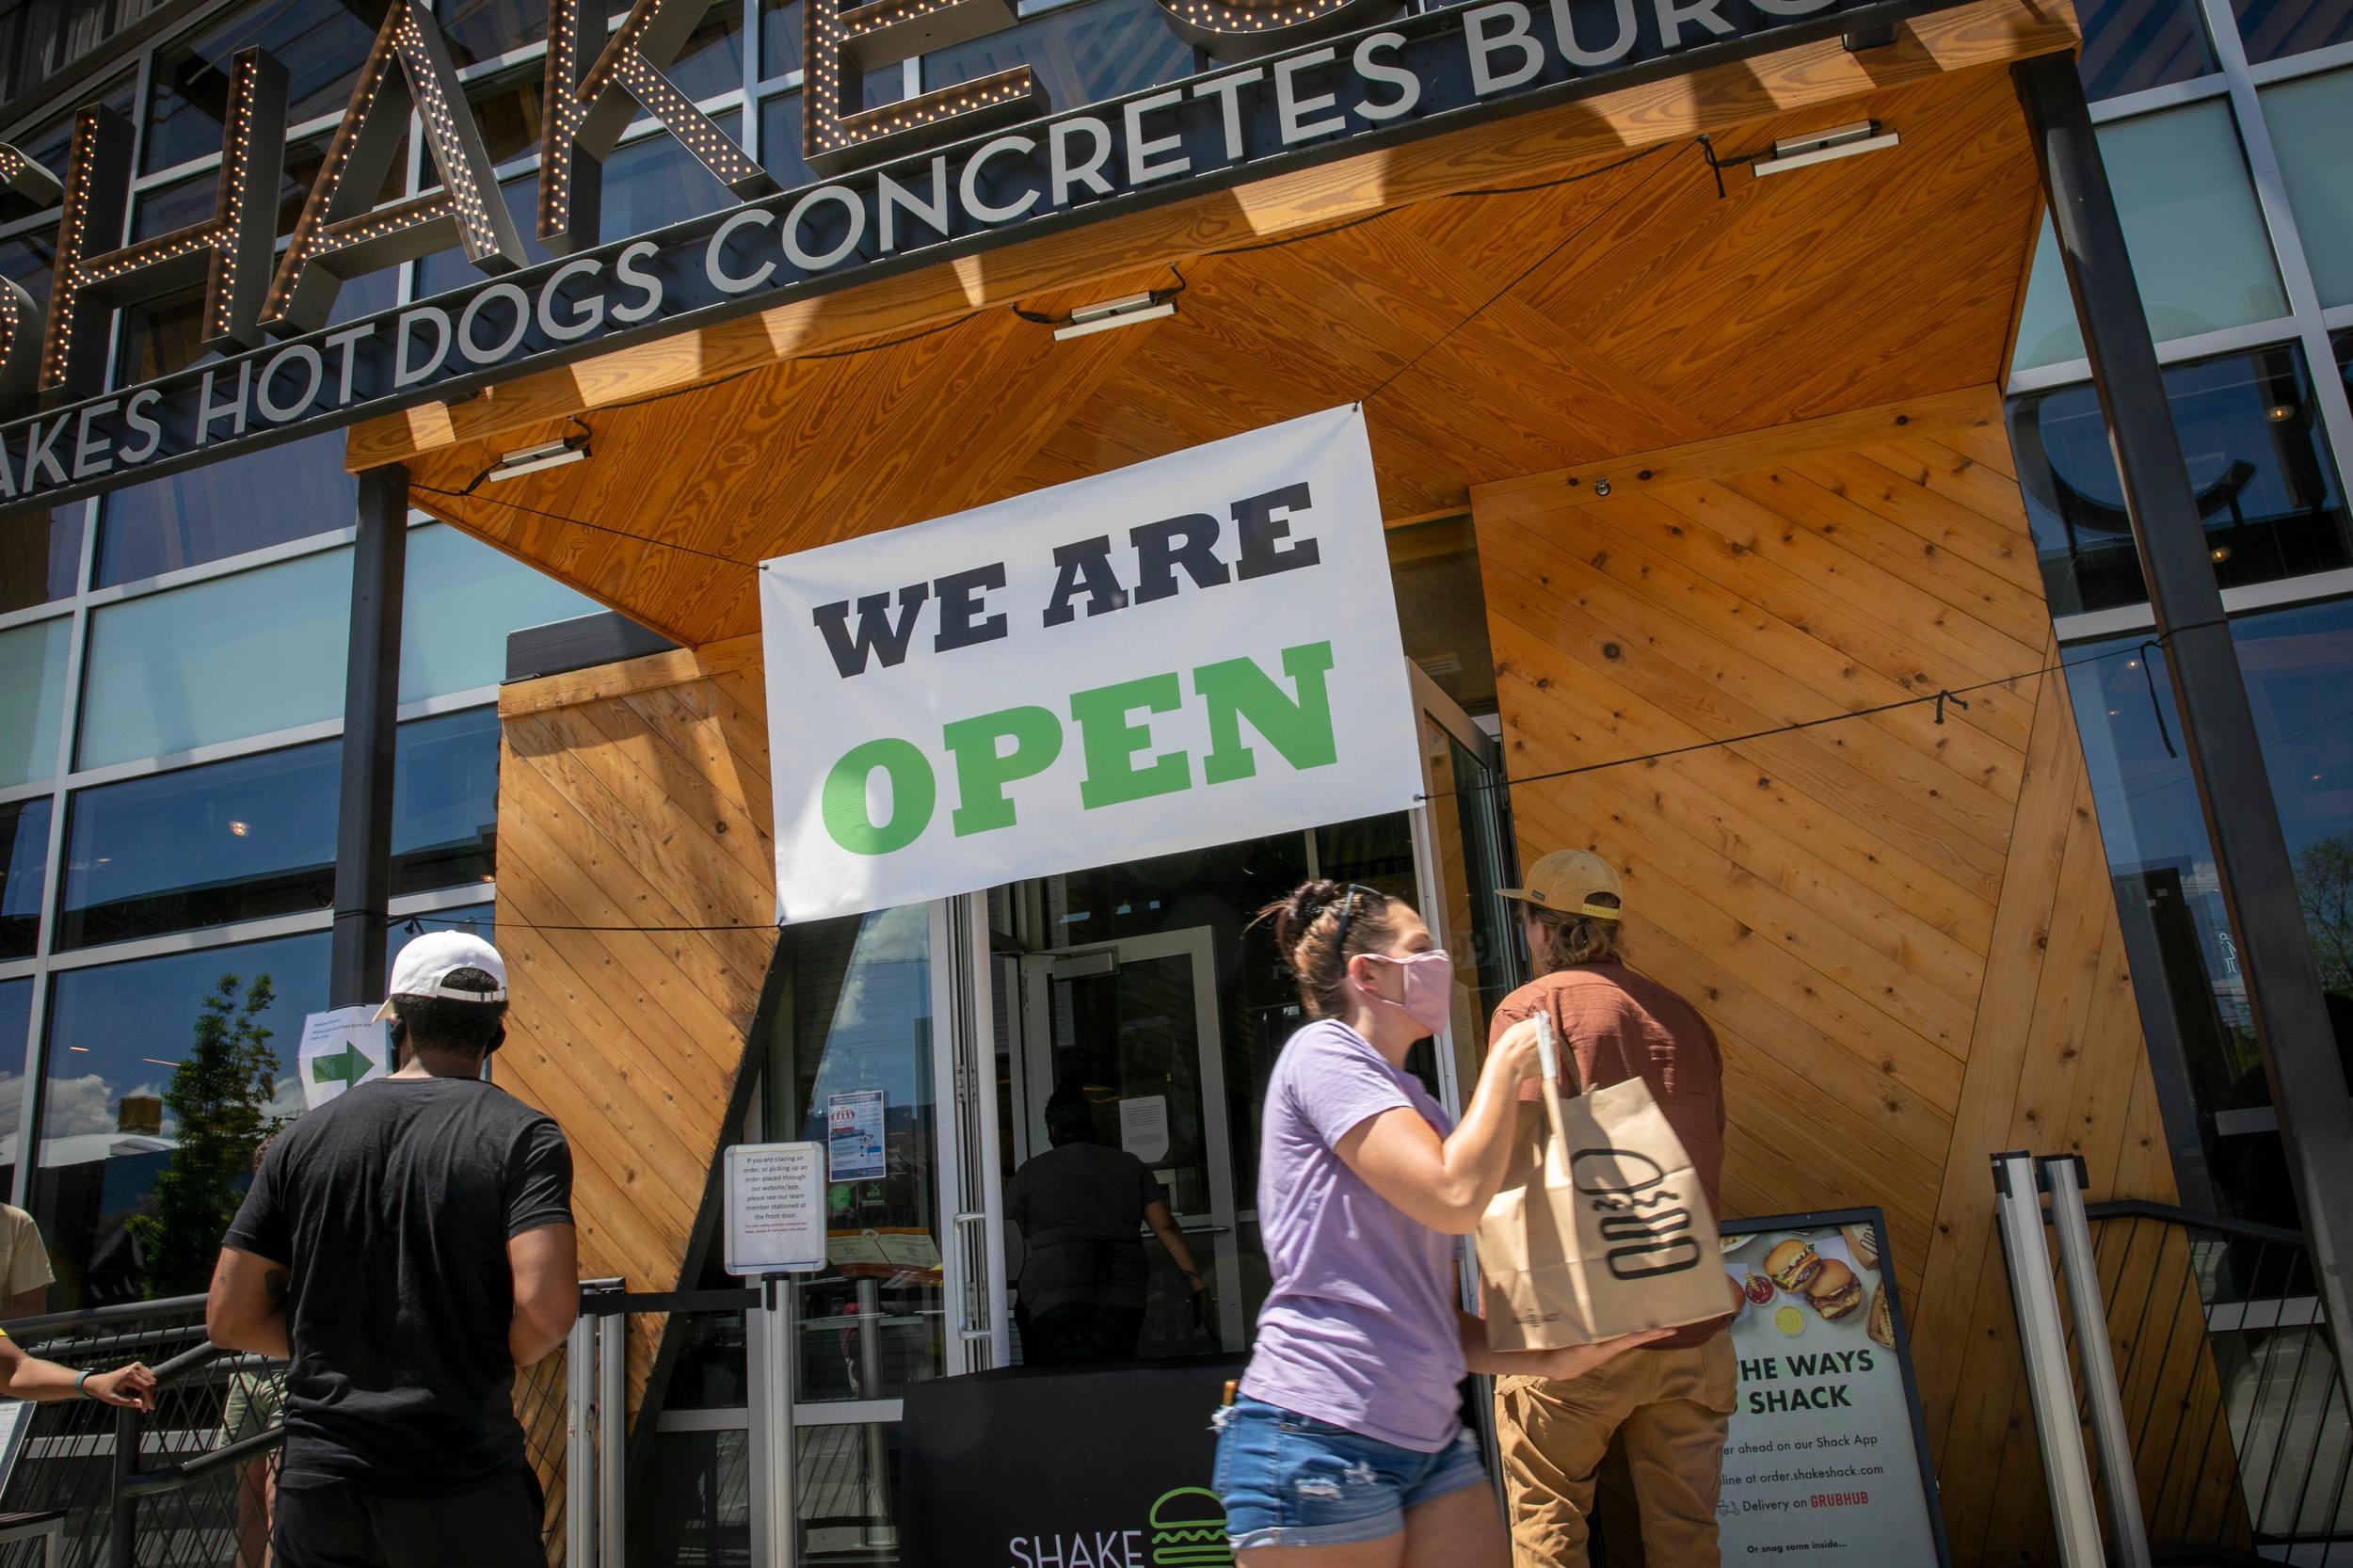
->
[1240,1019,1465,1452]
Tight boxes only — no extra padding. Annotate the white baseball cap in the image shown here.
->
[374,930,509,1020]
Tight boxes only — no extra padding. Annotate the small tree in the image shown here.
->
[2300,834,2353,998]
[127,971,284,1300]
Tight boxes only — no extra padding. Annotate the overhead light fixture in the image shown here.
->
[488,435,590,482]
[228,820,250,837]
[2265,403,2295,422]
[1752,120,1900,178]
[1051,293,1177,341]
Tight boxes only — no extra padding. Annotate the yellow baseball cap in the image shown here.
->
[1497,849,1624,920]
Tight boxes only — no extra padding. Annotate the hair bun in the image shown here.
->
[1264,877,1346,962]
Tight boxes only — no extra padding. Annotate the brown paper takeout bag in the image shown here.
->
[1475,1015,1729,1349]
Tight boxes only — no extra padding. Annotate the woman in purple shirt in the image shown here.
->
[1214,879,1664,1564]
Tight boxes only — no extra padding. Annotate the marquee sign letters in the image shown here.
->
[0,0,1959,515]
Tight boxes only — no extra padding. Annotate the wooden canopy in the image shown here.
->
[360,0,2076,645]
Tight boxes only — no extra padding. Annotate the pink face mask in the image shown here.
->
[1357,950,1456,1035]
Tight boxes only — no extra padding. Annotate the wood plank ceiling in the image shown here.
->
[393,56,2048,644]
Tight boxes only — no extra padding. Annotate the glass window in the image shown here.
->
[753,907,942,1400]
[390,903,493,973]
[54,703,500,949]
[2067,597,2353,1226]
[0,232,55,316]
[34,932,325,1305]
[2010,103,2290,373]
[132,174,217,242]
[392,707,501,894]
[0,508,87,615]
[279,128,407,238]
[758,92,812,189]
[56,741,338,951]
[441,0,552,67]
[2009,344,2350,616]
[0,76,130,224]
[2263,69,2353,310]
[923,0,1194,113]
[671,2,748,102]
[1,797,51,960]
[2076,0,2217,100]
[597,113,744,242]
[112,261,396,388]
[80,547,352,770]
[760,0,803,80]
[98,432,360,586]
[414,175,554,299]
[2233,0,2353,62]
[0,616,70,789]
[400,524,600,703]
[144,0,380,173]
[0,976,28,1204]
[463,70,551,168]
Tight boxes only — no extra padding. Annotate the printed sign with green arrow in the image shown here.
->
[296,1005,389,1109]
[310,1039,375,1089]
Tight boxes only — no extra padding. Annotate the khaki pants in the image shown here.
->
[1496,1335,1737,1568]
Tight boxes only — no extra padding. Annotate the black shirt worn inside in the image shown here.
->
[224,1076,574,1494]
[1007,1142,1164,1316]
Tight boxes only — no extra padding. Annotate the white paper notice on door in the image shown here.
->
[723,1142,827,1277]
[1120,1096,1171,1164]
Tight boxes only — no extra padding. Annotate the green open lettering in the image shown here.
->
[821,738,936,855]
[1193,641,1338,785]
[1069,672,1190,810]
[942,705,1063,836]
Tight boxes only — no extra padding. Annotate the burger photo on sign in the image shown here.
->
[1724,1224,1897,1349]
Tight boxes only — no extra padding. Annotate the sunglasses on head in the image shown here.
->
[1327,883,1389,958]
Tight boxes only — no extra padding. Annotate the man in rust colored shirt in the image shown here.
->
[1488,848,1734,1568]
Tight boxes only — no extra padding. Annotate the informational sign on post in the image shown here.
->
[723,1142,828,1277]
[827,1090,887,1181]
[296,1006,390,1111]
[1716,1209,1950,1565]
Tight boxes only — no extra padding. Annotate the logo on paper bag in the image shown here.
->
[1573,1147,1702,1281]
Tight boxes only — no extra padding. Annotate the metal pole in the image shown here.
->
[753,1275,798,1568]
[328,464,408,1012]
[2011,53,2353,1387]
[107,1402,136,1568]
[2039,1155,2153,1568]
[566,1311,597,1568]
[598,1310,626,1568]
[1992,1152,2106,1568]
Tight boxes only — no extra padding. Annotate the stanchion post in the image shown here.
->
[2039,1156,2153,1567]
[598,1308,626,1567]
[566,1308,597,1568]
[1992,1152,2105,1568]
[751,1275,798,1568]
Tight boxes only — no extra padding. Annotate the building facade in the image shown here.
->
[0,0,2345,1559]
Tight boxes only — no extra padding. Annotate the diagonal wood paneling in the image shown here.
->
[489,635,777,1422]
[1472,388,2236,1566]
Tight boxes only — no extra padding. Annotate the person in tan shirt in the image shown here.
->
[0,1204,55,1321]
[1488,849,1734,1568]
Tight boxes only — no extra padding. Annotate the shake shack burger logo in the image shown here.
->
[1150,1489,1232,1565]
[1006,1486,1232,1568]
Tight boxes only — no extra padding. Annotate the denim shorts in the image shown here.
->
[1210,1397,1489,1550]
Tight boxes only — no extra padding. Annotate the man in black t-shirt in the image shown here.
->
[207,932,578,1568]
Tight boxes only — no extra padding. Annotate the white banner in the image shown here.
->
[759,407,1419,923]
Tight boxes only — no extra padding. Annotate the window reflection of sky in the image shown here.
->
[797,904,933,1138]
[2066,598,2353,1109]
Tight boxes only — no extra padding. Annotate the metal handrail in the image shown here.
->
[5,1293,210,1340]
[2082,1197,2307,1248]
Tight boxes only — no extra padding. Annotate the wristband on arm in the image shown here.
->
[74,1369,94,1400]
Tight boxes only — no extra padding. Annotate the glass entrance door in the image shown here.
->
[1016,927,1247,1352]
